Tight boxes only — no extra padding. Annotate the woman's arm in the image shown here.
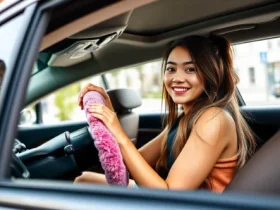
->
[90,105,235,190]
[138,127,168,167]
[120,108,235,189]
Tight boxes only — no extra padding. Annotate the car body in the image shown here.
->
[1,0,280,209]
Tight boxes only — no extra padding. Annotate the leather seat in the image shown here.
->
[225,131,280,195]
[107,88,142,145]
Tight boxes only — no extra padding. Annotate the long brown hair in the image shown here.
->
[156,35,256,172]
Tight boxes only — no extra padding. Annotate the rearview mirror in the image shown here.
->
[19,109,36,125]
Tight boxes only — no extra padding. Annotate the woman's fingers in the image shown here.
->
[89,104,124,141]
[78,84,110,110]
[89,104,115,124]
[91,112,105,122]
[89,104,111,118]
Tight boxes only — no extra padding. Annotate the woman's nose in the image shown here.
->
[172,76,184,83]
[172,70,186,82]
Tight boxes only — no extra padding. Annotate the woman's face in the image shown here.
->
[164,46,205,110]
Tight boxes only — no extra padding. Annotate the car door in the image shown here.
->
[2,0,280,209]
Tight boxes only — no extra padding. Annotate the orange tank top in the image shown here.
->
[203,154,238,193]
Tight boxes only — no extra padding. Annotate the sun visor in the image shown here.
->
[48,11,132,67]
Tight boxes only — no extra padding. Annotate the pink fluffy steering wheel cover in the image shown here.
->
[83,91,128,186]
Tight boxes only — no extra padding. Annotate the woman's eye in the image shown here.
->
[185,67,195,73]
[166,67,175,72]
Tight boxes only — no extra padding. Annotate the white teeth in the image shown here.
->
[173,88,187,91]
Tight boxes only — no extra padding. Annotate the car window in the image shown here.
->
[24,60,163,126]
[233,37,280,106]
[31,75,105,124]
[104,60,163,114]
[31,61,163,126]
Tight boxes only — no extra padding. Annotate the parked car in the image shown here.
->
[1,0,280,209]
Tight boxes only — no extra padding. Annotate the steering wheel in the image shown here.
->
[11,139,30,179]
[11,152,30,178]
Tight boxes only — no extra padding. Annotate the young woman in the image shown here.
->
[74,35,256,193]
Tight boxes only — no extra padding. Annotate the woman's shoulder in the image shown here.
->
[193,107,235,146]
[196,107,234,125]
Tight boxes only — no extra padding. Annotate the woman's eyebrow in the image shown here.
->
[167,61,194,65]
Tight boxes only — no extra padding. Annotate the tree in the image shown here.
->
[54,84,80,121]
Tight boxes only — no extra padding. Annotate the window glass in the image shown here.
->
[105,61,163,114]
[41,76,104,124]
[0,14,24,73]
[0,14,24,98]
[234,37,280,105]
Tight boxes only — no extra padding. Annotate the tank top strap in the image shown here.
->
[167,113,184,169]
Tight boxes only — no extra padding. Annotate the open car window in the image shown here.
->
[234,37,280,106]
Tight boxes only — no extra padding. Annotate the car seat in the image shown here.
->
[107,88,142,145]
[225,130,280,195]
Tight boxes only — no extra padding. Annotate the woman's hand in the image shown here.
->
[88,104,127,144]
[78,83,114,111]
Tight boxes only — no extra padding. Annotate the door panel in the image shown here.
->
[241,106,280,148]
[137,113,164,148]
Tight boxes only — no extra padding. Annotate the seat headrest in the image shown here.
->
[107,88,142,113]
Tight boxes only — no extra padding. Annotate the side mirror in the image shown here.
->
[19,109,36,125]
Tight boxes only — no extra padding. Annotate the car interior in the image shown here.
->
[7,0,280,197]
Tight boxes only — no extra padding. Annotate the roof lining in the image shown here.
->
[126,0,280,36]
[115,2,280,47]
[40,0,156,51]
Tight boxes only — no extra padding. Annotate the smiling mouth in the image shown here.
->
[172,87,189,94]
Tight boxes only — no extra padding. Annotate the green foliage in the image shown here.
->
[54,84,80,121]
[142,92,162,99]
